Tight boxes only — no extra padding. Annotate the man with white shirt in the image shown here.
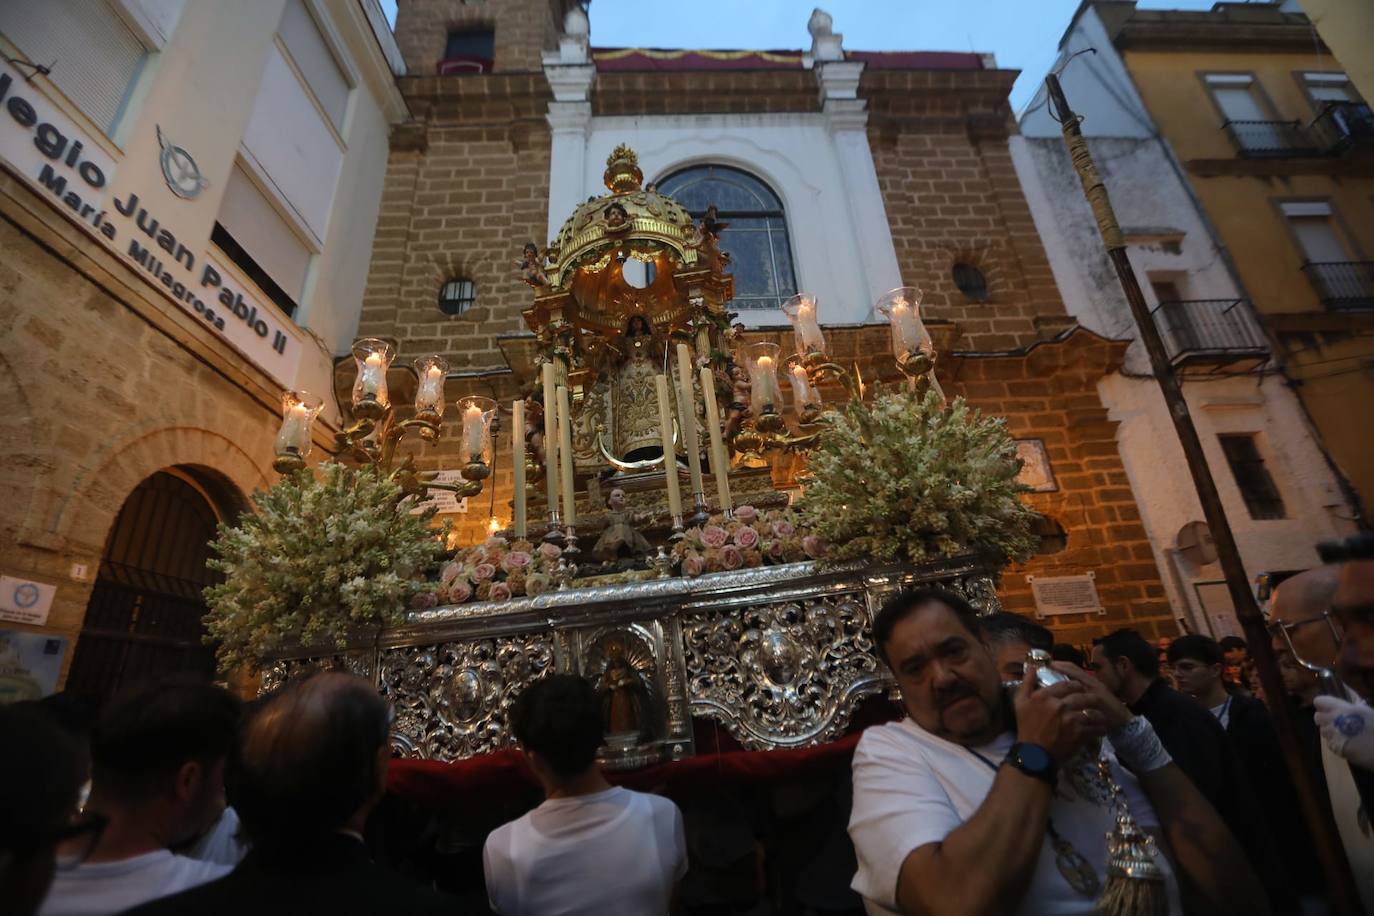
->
[484,674,687,916]
[848,586,1266,916]
[40,679,241,916]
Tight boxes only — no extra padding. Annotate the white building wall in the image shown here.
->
[1012,7,1356,632]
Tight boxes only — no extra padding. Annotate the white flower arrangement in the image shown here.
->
[793,387,1038,567]
[203,462,444,672]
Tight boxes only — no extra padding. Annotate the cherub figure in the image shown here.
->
[516,242,548,289]
[523,395,547,466]
[702,205,729,241]
[722,363,752,441]
[605,202,630,232]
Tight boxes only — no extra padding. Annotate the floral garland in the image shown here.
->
[411,536,564,607]
[672,505,824,577]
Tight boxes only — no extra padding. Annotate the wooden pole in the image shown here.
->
[1045,74,1361,916]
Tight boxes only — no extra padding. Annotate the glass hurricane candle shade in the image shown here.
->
[351,338,395,418]
[782,294,826,358]
[273,390,323,461]
[786,359,822,418]
[746,342,784,416]
[876,287,932,365]
[413,355,449,420]
[457,395,496,475]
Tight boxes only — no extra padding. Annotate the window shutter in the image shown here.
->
[217,163,311,303]
[277,0,350,134]
[0,0,146,132]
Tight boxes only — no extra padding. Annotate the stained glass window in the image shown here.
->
[657,165,798,311]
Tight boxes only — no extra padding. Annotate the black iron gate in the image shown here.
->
[65,470,226,700]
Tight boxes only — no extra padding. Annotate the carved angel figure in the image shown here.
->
[722,364,752,441]
[516,242,549,289]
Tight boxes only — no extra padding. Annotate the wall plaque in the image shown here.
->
[408,471,469,515]
[1027,572,1104,618]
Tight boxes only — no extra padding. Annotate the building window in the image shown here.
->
[277,0,351,134]
[1218,434,1286,520]
[1281,201,1373,309]
[439,28,494,74]
[952,262,988,302]
[657,165,798,311]
[438,278,476,316]
[1301,71,1359,108]
[0,0,147,132]
[213,162,312,317]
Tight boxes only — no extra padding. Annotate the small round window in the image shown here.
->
[438,278,476,316]
[952,263,988,302]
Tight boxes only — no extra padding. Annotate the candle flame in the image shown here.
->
[427,365,442,380]
[365,352,383,367]
[758,355,773,368]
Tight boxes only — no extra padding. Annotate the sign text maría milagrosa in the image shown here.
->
[0,60,302,386]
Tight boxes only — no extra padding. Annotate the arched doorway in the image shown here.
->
[65,467,245,700]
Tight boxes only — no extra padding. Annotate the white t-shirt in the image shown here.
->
[483,786,687,916]
[848,720,1182,916]
[38,850,230,916]
[183,806,248,866]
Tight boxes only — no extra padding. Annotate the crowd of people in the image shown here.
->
[2,531,1371,916]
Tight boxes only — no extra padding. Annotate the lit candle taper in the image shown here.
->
[655,374,684,523]
[556,385,576,528]
[699,365,733,514]
[512,399,527,538]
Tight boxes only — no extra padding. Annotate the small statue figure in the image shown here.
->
[702,204,729,240]
[592,488,653,561]
[516,242,548,289]
[599,638,652,741]
[722,363,752,440]
[605,201,630,232]
[523,395,547,466]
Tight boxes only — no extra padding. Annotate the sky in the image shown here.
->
[378,0,1223,112]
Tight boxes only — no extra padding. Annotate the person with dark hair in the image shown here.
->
[125,672,452,915]
[0,703,92,916]
[1217,635,1256,697]
[1050,643,1086,668]
[978,612,1053,683]
[1092,629,1296,914]
[848,587,1264,916]
[483,674,686,915]
[38,680,241,915]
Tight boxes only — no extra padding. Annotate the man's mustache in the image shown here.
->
[934,682,978,710]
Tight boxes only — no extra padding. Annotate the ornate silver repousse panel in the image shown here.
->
[681,594,882,750]
[378,634,555,761]
[258,651,377,695]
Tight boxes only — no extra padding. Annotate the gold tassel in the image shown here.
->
[1098,812,1169,916]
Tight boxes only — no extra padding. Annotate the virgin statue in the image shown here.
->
[592,488,652,561]
[610,314,664,461]
[599,638,652,742]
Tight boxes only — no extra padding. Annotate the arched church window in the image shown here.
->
[657,165,798,311]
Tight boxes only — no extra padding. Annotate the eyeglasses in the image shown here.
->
[1268,610,1345,694]
[51,814,108,870]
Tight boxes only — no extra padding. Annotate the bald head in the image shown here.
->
[234,672,391,849]
[1270,567,1341,701]
[1335,559,1374,699]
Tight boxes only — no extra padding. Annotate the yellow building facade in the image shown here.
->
[1115,4,1374,518]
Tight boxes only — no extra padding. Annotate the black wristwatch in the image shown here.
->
[1004,742,1057,786]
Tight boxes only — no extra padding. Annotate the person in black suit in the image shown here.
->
[1091,628,1297,915]
[123,672,455,915]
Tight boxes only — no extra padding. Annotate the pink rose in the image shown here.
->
[682,554,706,577]
[538,542,562,562]
[472,563,497,581]
[720,545,744,570]
[502,551,532,572]
[768,540,785,560]
[440,561,463,583]
[489,582,512,602]
[802,535,825,559]
[770,519,795,538]
[410,590,439,610]
[733,505,758,522]
[448,580,473,603]
[525,573,551,596]
[733,526,759,549]
[701,525,729,548]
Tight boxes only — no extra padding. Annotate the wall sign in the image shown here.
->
[0,575,57,626]
[0,59,301,387]
[1027,572,1104,618]
[408,471,470,516]
[0,630,67,702]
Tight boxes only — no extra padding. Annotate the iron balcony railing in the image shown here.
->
[1302,262,1374,311]
[1311,101,1374,154]
[1152,299,1268,366]
[1222,119,1323,157]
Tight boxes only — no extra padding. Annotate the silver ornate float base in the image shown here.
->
[261,557,1002,764]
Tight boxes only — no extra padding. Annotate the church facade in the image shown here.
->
[360,0,1177,644]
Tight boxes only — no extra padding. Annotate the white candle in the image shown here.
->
[789,364,815,416]
[796,299,825,353]
[463,403,484,460]
[542,362,560,514]
[700,365,733,513]
[416,365,444,412]
[512,399,527,538]
[890,300,922,355]
[756,355,781,410]
[359,352,387,403]
[675,344,705,502]
[275,402,311,456]
[655,375,684,519]
[556,385,576,527]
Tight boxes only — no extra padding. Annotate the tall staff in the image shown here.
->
[1046,73,1360,915]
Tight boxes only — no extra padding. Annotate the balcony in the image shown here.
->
[1152,299,1269,372]
[1222,119,1323,157]
[1311,102,1374,154]
[1302,262,1374,311]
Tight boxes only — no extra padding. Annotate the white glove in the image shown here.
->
[1314,695,1374,771]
